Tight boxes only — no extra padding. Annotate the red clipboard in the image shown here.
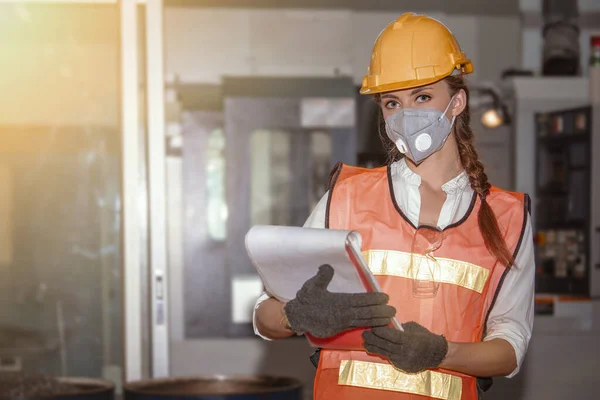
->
[304,239,402,350]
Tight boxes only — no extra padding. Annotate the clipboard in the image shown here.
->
[245,225,401,351]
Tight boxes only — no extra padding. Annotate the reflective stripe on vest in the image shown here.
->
[339,360,463,400]
[365,250,491,293]
[313,163,529,400]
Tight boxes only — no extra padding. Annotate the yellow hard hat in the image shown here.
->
[360,12,473,95]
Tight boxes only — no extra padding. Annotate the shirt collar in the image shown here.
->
[394,157,422,186]
[393,158,471,195]
[442,171,471,195]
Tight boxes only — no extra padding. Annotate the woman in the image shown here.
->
[253,12,534,400]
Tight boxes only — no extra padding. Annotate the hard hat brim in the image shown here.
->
[360,75,448,95]
[359,62,473,96]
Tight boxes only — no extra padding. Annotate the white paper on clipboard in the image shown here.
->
[245,225,402,331]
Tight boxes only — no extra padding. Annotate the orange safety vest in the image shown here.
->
[313,163,530,400]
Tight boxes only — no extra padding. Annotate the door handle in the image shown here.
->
[595,227,600,270]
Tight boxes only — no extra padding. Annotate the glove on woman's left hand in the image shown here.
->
[362,322,448,374]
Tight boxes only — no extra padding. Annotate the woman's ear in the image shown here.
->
[451,89,467,117]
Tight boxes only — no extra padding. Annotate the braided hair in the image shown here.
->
[446,75,513,267]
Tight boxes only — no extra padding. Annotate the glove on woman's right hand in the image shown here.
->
[283,264,396,338]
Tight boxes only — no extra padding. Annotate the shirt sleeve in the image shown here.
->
[252,191,330,340]
[483,215,535,378]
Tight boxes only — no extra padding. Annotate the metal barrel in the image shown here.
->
[124,376,303,400]
[0,376,114,400]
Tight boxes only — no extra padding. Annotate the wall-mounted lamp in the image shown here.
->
[481,108,504,128]
[470,85,512,129]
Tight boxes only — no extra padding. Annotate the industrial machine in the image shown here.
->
[181,77,357,339]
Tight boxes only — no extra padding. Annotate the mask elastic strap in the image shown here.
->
[438,95,456,122]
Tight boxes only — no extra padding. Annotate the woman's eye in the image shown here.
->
[416,94,431,103]
[385,100,400,109]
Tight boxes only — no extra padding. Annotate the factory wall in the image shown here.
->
[1,6,521,128]
[164,8,521,85]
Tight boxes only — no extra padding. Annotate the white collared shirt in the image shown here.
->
[253,158,535,378]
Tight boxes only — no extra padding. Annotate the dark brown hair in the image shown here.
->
[375,75,514,267]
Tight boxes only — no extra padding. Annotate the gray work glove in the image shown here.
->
[283,264,396,338]
[362,322,448,373]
